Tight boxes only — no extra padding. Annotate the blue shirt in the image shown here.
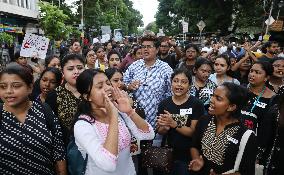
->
[123,59,173,127]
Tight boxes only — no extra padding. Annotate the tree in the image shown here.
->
[75,0,143,36]
[145,22,158,34]
[39,1,78,40]
[155,0,266,36]
[0,32,14,45]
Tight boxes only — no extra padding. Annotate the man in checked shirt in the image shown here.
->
[124,32,173,129]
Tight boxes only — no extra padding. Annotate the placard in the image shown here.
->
[20,33,49,59]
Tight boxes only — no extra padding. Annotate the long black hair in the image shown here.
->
[221,82,248,119]
[72,69,105,126]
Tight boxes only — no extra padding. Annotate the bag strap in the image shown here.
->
[223,129,253,174]
[76,116,94,174]
[233,129,253,172]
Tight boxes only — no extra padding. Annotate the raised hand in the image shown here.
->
[188,155,204,172]
[112,87,133,114]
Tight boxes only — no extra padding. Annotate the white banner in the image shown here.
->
[101,34,111,43]
[101,26,111,35]
[182,21,188,33]
[20,33,49,59]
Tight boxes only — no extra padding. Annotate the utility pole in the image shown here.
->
[265,0,274,35]
[81,0,84,33]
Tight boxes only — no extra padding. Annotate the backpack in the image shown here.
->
[67,118,92,175]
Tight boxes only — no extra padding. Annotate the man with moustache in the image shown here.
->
[124,31,173,175]
[124,31,173,128]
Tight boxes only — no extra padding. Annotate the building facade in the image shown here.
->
[0,0,39,34]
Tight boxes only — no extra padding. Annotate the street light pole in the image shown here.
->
[81,0,84,33]
[265,0,274,35]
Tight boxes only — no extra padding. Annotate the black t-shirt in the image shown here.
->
[158,54,179,70]
[240,91,277,164]
[157,96,205,161]
[191,116,257,174]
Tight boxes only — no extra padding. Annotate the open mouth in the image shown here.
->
[208,103,215,112]
[249,77,254,82]
[42,88,49,93]
[174,88,184,93]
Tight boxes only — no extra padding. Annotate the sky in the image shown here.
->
[131,0,159,27]
[65,0,159,27]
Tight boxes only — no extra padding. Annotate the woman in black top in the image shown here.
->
[178,44,200,75]
[45,54,85,145]
[189,82,256,175]
[231,53,252,87]
[190,58,217,111]
[0,64,66,174]
[265,93,284,175]
[157,68,205,175]
[241,61,276,165]
[31,67,62,103]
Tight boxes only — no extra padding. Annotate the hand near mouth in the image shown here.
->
[103,91,118,119]
[112,87,133,114]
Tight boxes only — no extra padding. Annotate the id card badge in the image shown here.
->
[180,108,192,115]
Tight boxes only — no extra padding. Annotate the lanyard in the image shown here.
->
[250,85,266,113]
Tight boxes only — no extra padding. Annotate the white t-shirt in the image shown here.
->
[209,73,240,86]
[74,113,155,175]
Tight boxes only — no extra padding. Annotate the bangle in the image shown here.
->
[126,109,135,117]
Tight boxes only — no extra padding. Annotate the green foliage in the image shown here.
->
[156,0,265,35]
[76,0,143,35]
[0,32,14,45]
[145,22,158,34]
[38,1,79,40]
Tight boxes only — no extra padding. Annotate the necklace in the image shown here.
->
[249,84,266,113]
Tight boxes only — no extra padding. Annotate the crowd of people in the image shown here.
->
[0,31,283,175]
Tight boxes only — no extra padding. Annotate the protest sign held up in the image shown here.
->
[20,33,50,59]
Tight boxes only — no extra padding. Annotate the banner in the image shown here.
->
[20,33,50,59]
[101,26,111,35]
[101,34,111,43]
[182,21,188,33]
[114,29,123,42]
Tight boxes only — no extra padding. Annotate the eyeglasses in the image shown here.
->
[160,45,169,48]
[141,45,155,49]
